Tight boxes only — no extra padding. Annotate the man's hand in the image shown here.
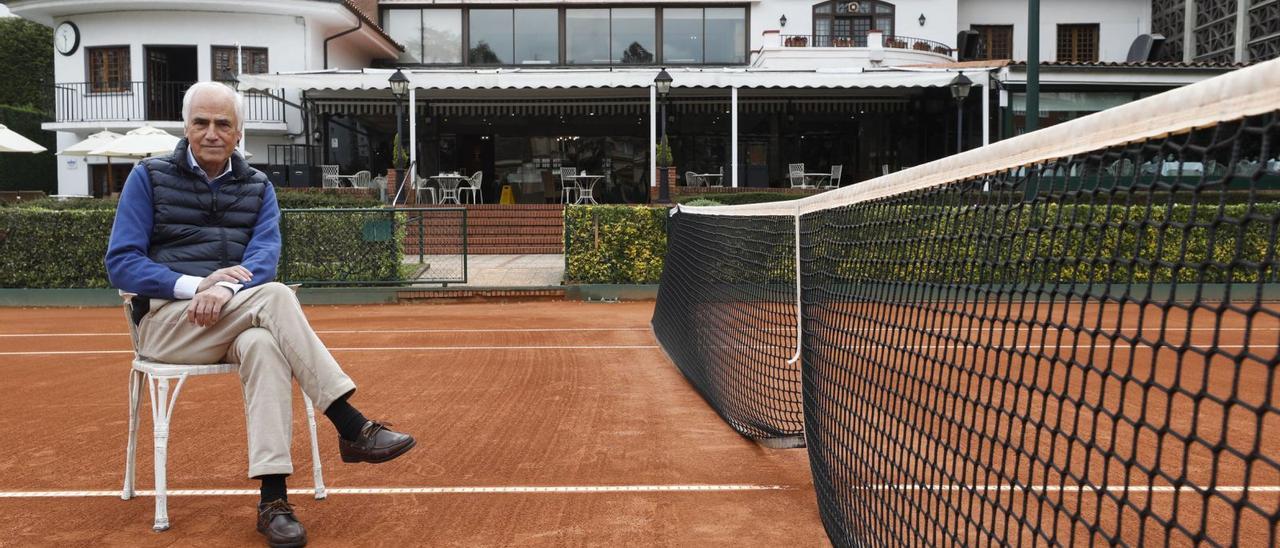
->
[196,265,253,293]
[187,285,234,326]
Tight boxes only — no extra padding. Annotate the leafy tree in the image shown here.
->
[0,18,54,111]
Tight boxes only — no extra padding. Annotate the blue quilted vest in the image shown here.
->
[144,139,269,277]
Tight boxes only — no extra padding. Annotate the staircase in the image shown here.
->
[403,204,565,255]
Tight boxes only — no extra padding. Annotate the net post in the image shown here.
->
[787,212,802,366]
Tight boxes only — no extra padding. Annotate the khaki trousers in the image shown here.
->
[137,282,356,478]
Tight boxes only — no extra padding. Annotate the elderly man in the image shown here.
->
[105,81,414,547]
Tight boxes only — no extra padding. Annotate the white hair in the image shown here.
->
[181,81,244,131]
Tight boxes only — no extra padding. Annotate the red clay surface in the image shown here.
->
[0,302,828,547]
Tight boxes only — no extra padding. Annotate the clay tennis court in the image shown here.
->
[1,298,1276,546]
[0,301,825,546]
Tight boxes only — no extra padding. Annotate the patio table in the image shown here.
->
[430,174,470,204]
[696,173,723,187]
[564,174,604,204]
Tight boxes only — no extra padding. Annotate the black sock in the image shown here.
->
[324,390,368,442]
[259,474,288,505]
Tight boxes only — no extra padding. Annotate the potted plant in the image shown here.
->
[655,134,676,202]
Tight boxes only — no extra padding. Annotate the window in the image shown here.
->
[972,25,1013,60]
[663,8,704,63]
[1057,24,1099,62]
[385,8,424,63]
[423,10,463,64]
[812,0,895,47]
[469,9,514,65]
[612,9,655,64]
[566,9,611,64]
[212,46,268,81]
[88,46,130,92]
[514,9,558,64]
[704,8,746,63]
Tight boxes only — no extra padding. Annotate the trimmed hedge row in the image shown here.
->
[565,206,667,284]
[0,196,405,288]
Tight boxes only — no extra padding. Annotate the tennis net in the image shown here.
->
[652,58,1280,546]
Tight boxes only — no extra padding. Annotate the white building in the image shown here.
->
[9,0,1270,201]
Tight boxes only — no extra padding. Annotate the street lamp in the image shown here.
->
[654,68,673,203]
[389,69,409,170]
[949,71,972,153]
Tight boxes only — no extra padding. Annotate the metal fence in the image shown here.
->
[279,207,467,286]
[51,81,285,124]
[780,33,953,54]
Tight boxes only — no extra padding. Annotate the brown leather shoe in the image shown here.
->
[256,499,306,548]
[338,420,416,463]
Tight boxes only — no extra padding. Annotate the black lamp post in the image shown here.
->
[388,69,409,170]
[654,68,673,203]
[949,71,972,153]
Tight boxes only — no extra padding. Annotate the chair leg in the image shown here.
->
[301,392,326,500]
[123,369,143,500]
[148,374,188,532]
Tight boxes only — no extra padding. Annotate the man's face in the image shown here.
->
[185,89,241,171]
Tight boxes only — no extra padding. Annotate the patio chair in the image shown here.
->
[119,289,325,532]
[413,174,438,204]
[788,163,806,187]
[320,165,340,188]
[459,171,484,204]
[822,165,843,189]
[685,171,702,187]
[558,167,578,204]
[350,170,371,188]
[710,166,725,187]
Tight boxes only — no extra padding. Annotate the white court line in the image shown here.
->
[0,327,654,338]
[0,345,662,357]
[0,484,790,498]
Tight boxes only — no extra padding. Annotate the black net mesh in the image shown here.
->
[654,109,1280,546]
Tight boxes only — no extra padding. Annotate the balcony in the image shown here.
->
[754,31,954,70]
[50,81,286,127]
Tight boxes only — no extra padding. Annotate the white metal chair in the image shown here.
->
[822,165,843,189]
[413,174,438,204]
[558,167,578,204]
[350,170,372,189]
[685,171,702,187]
[120,290,326,532]
[710,166,725,187]
[319,165,340,188]
[459,171,484,204]
[788,163,806,187]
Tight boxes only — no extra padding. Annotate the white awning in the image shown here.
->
[237,67,964,92]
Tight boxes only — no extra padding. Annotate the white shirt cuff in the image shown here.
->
[173,275,202,300]
[214,281,244,295]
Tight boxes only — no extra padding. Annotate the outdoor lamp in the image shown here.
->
[779,14,787,27]
[654,68,673,96]
[919,13,926,26]
[949,71,973,101]
[950,72,973,153]
[388,68,409,98]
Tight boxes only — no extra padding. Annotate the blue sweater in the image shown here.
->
[105,162,281,299]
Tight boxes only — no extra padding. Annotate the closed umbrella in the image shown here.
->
[89,125,180,158]
[0,124,46,153]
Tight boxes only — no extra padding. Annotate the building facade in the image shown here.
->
[10,0,1271,202]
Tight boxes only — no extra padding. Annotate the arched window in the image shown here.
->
[811,0,895,47]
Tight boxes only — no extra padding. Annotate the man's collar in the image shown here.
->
[185,145,234,183]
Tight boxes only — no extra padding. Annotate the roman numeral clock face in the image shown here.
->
[55,21,80,56]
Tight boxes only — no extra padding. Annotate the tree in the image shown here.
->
[0,18,54,112]
[621,42,654,64]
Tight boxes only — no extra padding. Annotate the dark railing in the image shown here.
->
[780,33,953,55]
[51,81,286,124]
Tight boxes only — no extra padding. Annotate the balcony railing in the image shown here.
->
[51,81,286,124]
[780,33,953,56]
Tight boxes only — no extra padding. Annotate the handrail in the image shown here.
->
[391,160,417,206]
[779,33,953,54]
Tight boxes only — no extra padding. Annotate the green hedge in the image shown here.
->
[565,206,667,284]
[675,192,804,205]
[276,189,382,209]
[0,202,406,288]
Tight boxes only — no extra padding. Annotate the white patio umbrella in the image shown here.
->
[88,125,180,158]
[57,129,124,156]
[59,129,126,194]
[0,124,47,153]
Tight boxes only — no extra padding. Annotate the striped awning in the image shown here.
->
[311,97,911,117]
